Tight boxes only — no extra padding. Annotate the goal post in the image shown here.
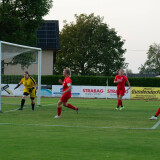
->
[0,41,42,112]
[37,49,42,106]
[0,42,2,112]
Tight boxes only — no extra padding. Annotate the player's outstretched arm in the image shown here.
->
[14,82,22,90]
[126,80,131,90]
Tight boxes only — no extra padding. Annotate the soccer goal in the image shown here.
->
[0,41,42,112]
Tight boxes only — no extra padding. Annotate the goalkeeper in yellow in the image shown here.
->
[14,71,37,111]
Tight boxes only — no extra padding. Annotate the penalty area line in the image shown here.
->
[151,119,160,130]
[2,103,57,113]
[3,105,40,113]
[41,103,57,107]
[3,107,28,113]
[0,122,154,130]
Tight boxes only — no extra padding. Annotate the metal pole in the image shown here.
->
[106,79,108,99]
[126,69,128,77]
[37,50,42,106]
[0,41,2,112]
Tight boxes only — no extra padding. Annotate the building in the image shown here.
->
[3,20,60,75]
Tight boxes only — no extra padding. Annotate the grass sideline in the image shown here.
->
[0,97,160,160]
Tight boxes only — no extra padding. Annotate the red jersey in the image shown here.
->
[114,75,128,89]
[62,77,72,93]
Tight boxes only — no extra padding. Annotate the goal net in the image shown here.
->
[0,41,42,112]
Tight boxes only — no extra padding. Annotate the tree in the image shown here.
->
[0,0,53,69]
[139,43,160,74]
[54,13,126,76]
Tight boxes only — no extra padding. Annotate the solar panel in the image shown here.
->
[37,20,60,50]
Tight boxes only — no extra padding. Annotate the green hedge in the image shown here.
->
[41,75,115,86]
[42,76,160,87]
[128,78,160,87]
[2,75,160,87]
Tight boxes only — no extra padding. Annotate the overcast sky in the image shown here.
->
[44,0,160,73]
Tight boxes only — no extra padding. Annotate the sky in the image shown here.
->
[44,0,160,73]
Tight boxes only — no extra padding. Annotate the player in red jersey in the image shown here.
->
[114,69,130,110]
[54,68,78,118]
[149,107,160,120]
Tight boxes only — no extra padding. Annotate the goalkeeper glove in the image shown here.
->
[29,87,34,93]
[14,84,20,90]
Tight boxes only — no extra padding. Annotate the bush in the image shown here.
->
[128,77,160,87]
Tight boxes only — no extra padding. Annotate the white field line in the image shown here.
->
[41,103,57,107]
[0,122,133,129]
[127,128,153,130]
[151,120,160,129]
[0,122,156,130]
[3,103,57,113]
[3,107,28,113]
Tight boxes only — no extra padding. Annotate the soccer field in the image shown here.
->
[0,97,160,160]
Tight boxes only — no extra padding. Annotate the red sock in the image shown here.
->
[58,107,62,116]
[117,100,120,107]
[155,107,160,117]
[120,100,123,106]
[67,103,76,110]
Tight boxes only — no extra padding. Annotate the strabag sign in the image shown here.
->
[81,86,106,98]
[107,86,130,99]
[52,85,106,98]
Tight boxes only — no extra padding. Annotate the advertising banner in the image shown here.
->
[1,84,52,97]
[131,87,160,100]
[52,85,106,98]
[81,86,106,98]
[40,89,52,97]
[52,85,81,98]
[1,84,24,96]
[107,86,130,99]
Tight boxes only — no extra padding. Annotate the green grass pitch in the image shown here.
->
[0,97,160,160]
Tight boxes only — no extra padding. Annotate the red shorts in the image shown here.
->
[60,93,71,103]
[117,88,125,96]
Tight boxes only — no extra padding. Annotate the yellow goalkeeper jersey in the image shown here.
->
[20,76,36,89]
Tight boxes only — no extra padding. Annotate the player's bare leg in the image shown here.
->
[55,100,63,118]
[19,95,26,110]
[63,102,78,114]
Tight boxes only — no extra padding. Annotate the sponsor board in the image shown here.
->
[81,86,106,98]
[52,85,81,98]
[1,84,52,97]
[1,84,24,96]
[40,89,52,97]
[131,87,160,100]
[52,85,106,98]
[107,86,130,99]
